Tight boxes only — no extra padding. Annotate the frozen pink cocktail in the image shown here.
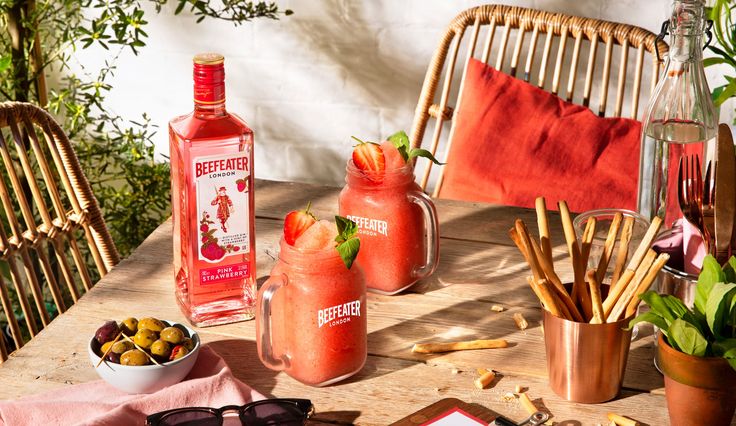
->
[339,139,440,294]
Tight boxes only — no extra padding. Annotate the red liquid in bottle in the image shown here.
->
[169,53,256,326]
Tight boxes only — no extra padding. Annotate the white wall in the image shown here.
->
[72,0,734,187]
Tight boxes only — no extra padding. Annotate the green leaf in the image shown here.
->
[388,130,446,165]
[335,237,360,270]
[713,338,736,356]
[408,148,445,165]
[334,215,360,269]
[628,311,670,336]
[703,56,735,67]
[705,282,736,337]
[334,215,358,244]
[696,255,725,316]
[175,1,186,14]
[669,318,709,356]
[0,55,11,73]
[713,79,736,107]
[388,130,411,162]
[640,291,677,324]
[724,348,736,371]
[724,257,736,284]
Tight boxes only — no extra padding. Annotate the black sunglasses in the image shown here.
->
[146,398,314,426]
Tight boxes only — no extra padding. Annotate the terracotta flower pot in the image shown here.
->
[658,334,736,426]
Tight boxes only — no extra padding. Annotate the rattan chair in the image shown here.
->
[410,4,669,197]
[0,102,119,362]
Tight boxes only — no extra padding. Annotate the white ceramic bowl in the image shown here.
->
[88,320,200,394]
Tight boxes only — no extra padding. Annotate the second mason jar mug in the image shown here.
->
[338,160,440,295]
[256,238,367,387]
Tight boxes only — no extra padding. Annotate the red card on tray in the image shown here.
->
[390,398,499,426]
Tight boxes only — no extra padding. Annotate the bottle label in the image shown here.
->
[317,299,362,328]
[194,151,251,268]
[345,214,389,237]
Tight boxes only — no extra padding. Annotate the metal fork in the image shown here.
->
[702,160,716,255]
[678,155,711,252]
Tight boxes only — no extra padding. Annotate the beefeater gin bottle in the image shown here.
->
[169,53,256,326]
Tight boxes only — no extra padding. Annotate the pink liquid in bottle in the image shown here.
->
[169,53,256,326]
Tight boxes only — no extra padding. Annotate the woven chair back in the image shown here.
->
[0,102,119,362]
[410,4,669,196]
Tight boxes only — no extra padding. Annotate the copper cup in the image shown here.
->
[543,308,633,403]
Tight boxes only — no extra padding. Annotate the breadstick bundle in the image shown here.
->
[510,197,670,324]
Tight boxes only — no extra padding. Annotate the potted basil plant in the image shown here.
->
[629,254,736,426]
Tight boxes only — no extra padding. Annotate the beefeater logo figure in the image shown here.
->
[211,186,234,232]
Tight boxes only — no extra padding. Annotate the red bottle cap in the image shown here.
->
[193,53,225,104]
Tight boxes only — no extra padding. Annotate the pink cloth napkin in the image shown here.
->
[0,345,264,426]
[653,219,706,275]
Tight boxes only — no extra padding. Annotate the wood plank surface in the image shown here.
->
[0,180,704,425]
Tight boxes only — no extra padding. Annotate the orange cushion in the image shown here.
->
[439,58,641,212]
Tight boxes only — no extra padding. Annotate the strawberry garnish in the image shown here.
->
[283,202,318,245]
[351,136,385,174]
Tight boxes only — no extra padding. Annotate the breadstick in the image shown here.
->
[587,270,605,324]
[604,249,656,319]
[513,313,528,331]
[611,217,634,284]
[596,212,623,282]
[412,339,509,354]
[529,238,583,321]
[579,217,597,274]
[607,413,639,426]
[624,254,669,317]
[474,370,497,389]
[535,197,554,267]
[535,278,565,318]
[525,276,548,309]
[527,276,572,320]
[518,392,538,415]
[609,253,669,322]
[509,227,530,261]
[625,216,663,272]
[515,220,544,281]
[558,201,588,319]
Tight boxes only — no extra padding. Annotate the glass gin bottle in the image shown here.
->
[637,0,717,226]
[169,53,256,326]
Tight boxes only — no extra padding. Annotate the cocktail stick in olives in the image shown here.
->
[133,329,157,349]
[111,341,133,354]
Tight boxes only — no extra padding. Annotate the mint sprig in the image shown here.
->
[334,215,360,269]
[387,130,445,165]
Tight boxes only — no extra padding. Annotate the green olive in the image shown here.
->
[181,337,195,352]
[137,317,165,333]
[120,349,150,366]
[159,327,184,345]
[133,328,157,349]
[120,317,138,336]
[111,341,133,354]
[150,339,171,359]
[169,345,189,361]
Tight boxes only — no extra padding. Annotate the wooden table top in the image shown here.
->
[0,179,688,425]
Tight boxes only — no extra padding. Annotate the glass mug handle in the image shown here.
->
[257,273,287,371]
[408,190,440,279]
